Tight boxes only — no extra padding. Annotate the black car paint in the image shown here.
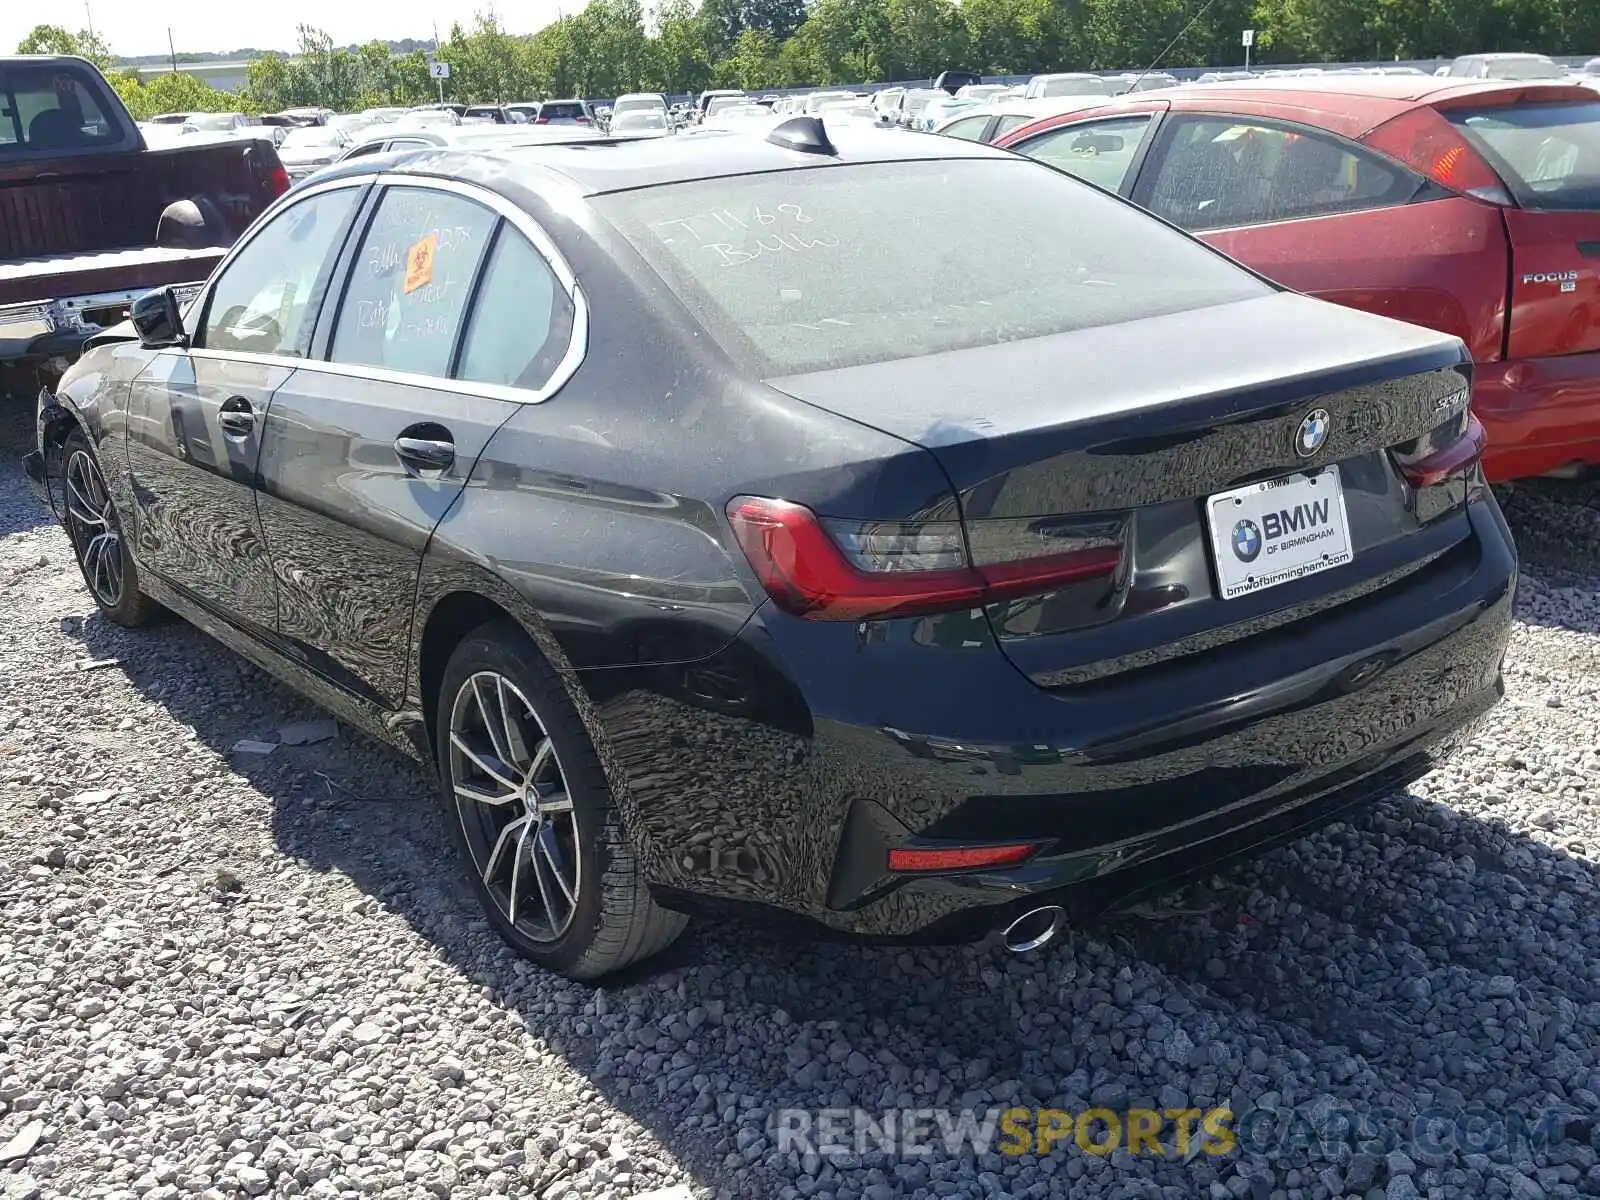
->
[28,132,1516,945]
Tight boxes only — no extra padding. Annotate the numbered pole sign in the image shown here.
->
[1241,29,1255,46]
[429,61,451,79]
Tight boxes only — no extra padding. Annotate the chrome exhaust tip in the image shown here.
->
[1001,905,1065,953]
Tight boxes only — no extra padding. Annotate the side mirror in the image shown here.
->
[130,287,188,350]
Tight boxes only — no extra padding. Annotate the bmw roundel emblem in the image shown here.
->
[1232,518,1262,563]
[1296,408,1331,458]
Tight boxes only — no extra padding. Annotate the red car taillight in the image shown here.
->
[1364,108,1512,204]
[268,165,291,196]
[1395,414,1488,487]
[534,116,550,124]
[576,115,590,123]
[726,496,1123,622]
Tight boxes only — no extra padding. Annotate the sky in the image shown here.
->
[4,0,565,60]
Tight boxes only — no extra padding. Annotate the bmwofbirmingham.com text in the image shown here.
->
[771,1103,1579,1164]
[1225,547,1354,598]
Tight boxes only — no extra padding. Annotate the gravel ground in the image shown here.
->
[4,402,1600,1200]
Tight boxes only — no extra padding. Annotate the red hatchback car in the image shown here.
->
[994,77,1600,482]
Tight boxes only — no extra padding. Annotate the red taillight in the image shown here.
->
[268,165,291,196]
[576,115,590,123]
[887,843,1042,873]
[534,116,550,124]
[1397,414,1488,487]
[1364,108,1511,203]
[725,496,1122,622]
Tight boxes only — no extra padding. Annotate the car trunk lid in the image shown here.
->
[766,292,1479,687]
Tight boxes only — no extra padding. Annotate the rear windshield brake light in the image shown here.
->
[726,496,1123,621]
[1364,108,1512,204]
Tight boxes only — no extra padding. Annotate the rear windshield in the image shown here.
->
[1451,102,1600,210]
[0,64,123,155]
[1484,58,1565,80]
[541,102,587,119]
[594,158,1270,375]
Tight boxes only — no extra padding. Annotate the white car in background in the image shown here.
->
[612,92,670,121]
[803,90,858,114]
[1023,73,1111,99]
[871,86,905,116]
[954,83,1011,103]
[276,125,356,182]
[703,101,773,126]
[609,109,674,137]
[916,94,985,131]
[930,95,1118,144]
[1108,71,1179,94]
[896,88,945,128]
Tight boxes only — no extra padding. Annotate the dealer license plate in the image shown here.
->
[1205,465,1354,600]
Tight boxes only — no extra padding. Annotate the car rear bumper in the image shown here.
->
[1475,352,1600,480]
[587,491,1516,940]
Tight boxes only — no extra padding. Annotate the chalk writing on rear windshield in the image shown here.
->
[646,203,840,268]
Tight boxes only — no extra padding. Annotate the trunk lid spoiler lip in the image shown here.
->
[764,293,1471,500]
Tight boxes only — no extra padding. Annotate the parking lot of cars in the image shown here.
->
[3,39,1600,1200]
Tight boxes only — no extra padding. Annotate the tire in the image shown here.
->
[434,620,686,980]
[60,431,159,628]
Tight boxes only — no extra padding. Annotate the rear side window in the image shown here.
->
[329,188,496,378]
[594,158,1269,376]
[1144,117,1422,232]
[456,226,575,390]
[939,115,991,142]
[0,64,121,154]
[1449,102,1600,210]
[1015,115,1154,192]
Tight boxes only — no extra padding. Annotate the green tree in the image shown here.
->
[717,29,785,88]
[16,24,113,68]
[652,0,714,93]
[293,25,362,111]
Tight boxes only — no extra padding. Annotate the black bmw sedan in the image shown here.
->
[25,118,1515,980]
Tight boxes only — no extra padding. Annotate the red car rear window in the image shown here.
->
[1449,101,1600,211]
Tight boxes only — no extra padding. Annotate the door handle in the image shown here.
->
[394,435,455,472]
[218,395,254,438]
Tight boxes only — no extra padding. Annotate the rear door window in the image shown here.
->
[991,114,1034,139]
[1142,116,1423,232]
[939,115,991,142]
[1449,102,1600,210]
[1012,115,1154,192]
[328,187,496,378]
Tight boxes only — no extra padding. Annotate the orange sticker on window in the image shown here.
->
[403,233,439,294]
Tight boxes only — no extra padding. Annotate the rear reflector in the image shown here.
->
[887,843,1042,872]
[726,496,1122,621]
[1364,108,1512,204]
[1397,414,1488,487]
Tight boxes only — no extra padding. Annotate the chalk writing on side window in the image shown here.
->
[647,203,840,268]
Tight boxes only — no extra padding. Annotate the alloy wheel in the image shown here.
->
[64,449,124,609]
[447,671,581,942]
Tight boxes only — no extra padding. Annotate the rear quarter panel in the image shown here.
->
[1197,198,1509,363]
